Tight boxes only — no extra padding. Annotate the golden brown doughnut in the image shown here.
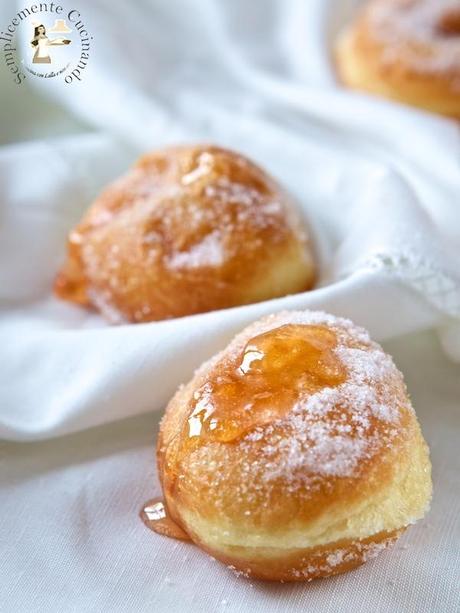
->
[156,310,432,582]
[335,0,460,118]
[54,145,315,323]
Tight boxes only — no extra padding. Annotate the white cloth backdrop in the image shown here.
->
[1,0,459,611]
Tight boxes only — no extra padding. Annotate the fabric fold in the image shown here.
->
[1,0,459,442]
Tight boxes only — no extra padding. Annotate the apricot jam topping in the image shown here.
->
[184,324,347,446]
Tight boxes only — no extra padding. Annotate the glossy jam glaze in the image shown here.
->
[183,324,346,447]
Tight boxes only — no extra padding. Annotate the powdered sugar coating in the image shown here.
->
[182,310,412,495]
[158,310,430,582]
[367,0,460,79]
[288,533,398,580]
[55,145,315,323]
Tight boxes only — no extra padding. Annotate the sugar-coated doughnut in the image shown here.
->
[157,310,432,582]
[54,145,315,323]
[335,0,460,118]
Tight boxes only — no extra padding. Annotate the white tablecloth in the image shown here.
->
[2,330,459,613]
[1,0,459,611]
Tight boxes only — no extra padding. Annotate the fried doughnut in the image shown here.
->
[156,310,432,582]
[54,145,315,323]
[335,0,460,118]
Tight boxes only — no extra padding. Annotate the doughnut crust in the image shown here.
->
[335,0,460,118]
[157,311,432,581]
[54,145,315,323]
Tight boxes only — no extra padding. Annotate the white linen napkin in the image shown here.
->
[1,0,459,444]
[2,3,460,613]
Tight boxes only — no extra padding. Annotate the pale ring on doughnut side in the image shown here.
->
[157,310,432,581]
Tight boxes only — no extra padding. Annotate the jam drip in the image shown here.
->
[140,497,190,541]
